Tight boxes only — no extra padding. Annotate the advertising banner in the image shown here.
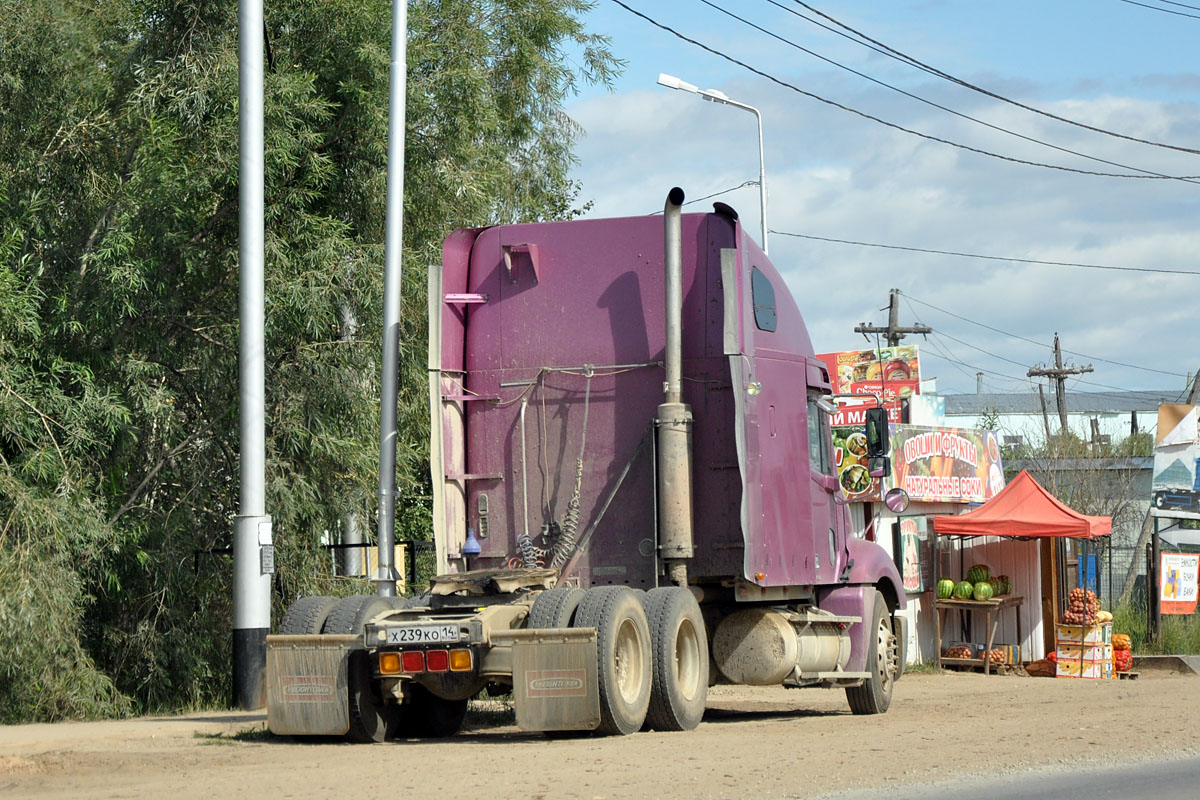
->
[816,345,921,400]
[831,426,881,502]
[1160,552,1199,615]
[1151,404,1200,520]
[885,425,1006,504]
[893,516,932,594]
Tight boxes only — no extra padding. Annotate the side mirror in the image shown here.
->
[884,487,910,513]
[865,406,889,457]
[867,456,891,479]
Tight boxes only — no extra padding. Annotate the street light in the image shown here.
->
[657,73,768,254]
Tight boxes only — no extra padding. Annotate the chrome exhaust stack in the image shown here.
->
[658,187,695,587]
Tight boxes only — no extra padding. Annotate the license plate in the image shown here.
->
[386,624,461,645]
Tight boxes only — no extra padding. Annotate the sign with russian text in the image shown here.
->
[1160,553,1199,615]
[885,425,1005,504]
[894,516,932,594]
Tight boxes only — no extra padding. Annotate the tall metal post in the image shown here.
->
[374,0,408,598]
[233,0,272,710]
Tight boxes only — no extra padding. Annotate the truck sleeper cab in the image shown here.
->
[266,190,906,741]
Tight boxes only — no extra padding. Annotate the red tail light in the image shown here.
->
[426,649,450,672]
[401,650,426,673]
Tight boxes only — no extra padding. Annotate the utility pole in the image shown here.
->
[1027,333,1093,436]
[233,0,272,710]
[854,288,931,347]
[1188,368,1200,404]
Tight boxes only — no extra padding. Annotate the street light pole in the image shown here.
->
[657,73,768,255]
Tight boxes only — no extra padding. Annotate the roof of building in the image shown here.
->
[943,390,1185,415]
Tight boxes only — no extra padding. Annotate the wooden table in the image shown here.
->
[934,596,1024,675]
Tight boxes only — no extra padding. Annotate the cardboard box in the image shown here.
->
[988,644,1020,664]
[1055,622,1112,645]
[1056,657,1114,680]
[1057,643,1113,662]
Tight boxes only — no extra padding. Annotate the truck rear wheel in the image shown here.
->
[845,590,897,715]
[573,586,652,735]
[528,587,585,628]
[278,595,338,635]
[642,587,708,731]
[325,596,402,742]
[402,684,468,738]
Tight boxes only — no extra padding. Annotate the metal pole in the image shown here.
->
[751,104,767,254]
[233,0,272,710]
[375,0,408,598]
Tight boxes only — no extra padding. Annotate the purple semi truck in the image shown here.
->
[266,189,907,741]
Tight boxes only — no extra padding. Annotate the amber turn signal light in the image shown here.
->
[449,648,473,672]
[378,652,402,675]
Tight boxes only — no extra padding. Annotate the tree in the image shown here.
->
[0,0,619,720]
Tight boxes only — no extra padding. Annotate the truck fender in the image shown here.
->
[844,537,906,612]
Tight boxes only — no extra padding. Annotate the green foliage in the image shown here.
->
[1113,600,1200,655]
[0,0,618,720]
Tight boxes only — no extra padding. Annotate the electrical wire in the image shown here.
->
[1118,0,1200,19]
[784,1,1200,155]
[697,0,1199,181]
[647,180,757,215]
[613,0,1200,180]
[899,293,1189,378]
[770,230,1200,277]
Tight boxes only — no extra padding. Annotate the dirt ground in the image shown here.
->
[2,668,1198,800]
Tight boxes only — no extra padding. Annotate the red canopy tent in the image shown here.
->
[932,470,1112,539]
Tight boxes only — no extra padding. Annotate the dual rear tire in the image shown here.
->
[547,585,707,735]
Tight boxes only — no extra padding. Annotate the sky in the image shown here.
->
[561,0,1200,400]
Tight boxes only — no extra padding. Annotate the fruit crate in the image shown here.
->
[1055,622,1112,646]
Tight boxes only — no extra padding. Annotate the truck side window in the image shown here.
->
[751,268,777,332]
[807,397,832,475]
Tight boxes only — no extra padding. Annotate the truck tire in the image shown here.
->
[528,587,585,628]
[642,587,708,732]
[573,586,652,735]
[845,590,897,715]
[278,595,338,635]
[325,596,401,742]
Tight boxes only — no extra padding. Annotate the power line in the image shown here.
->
[784,1,1200,156]
[1118,0,1200,19]
[770,229,1200,277]
[696,0,1199,180]
[646,180,756,215]
[611,0,1200,181]
[899,293,1188,378]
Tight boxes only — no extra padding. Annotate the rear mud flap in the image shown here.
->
[493,628,600,732]
[266,634,359,736]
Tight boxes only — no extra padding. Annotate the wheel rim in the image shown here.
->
[876,615,897,690]
[614,617,647,704]
[674,618,702,702]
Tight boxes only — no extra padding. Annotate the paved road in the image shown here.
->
[820,755,1200,800]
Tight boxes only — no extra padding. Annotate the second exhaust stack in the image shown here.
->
[658,187,694,587]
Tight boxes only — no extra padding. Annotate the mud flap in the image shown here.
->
[893,614,908,679]
[493,628,601,732]
[266,634,359,736]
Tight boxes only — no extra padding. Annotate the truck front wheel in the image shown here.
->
[573,586,652,735]
[642,587,708,731]
[845,590,897,715]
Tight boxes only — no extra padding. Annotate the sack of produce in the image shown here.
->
[1113,633,1132,651]
[1025,659,1056,677]
[1114,649,1133,672]
[1062,588,1100,625]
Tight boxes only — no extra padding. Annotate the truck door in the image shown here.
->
[725,247,835,586]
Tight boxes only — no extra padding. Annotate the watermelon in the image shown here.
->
[936,578,955,599]
[953,580,974,600]
[973,580,995,602]
[988,577,1000,596]
[996,575,1012,595]
[966,564,991,583]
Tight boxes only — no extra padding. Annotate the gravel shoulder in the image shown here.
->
[2,670,1197,799]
